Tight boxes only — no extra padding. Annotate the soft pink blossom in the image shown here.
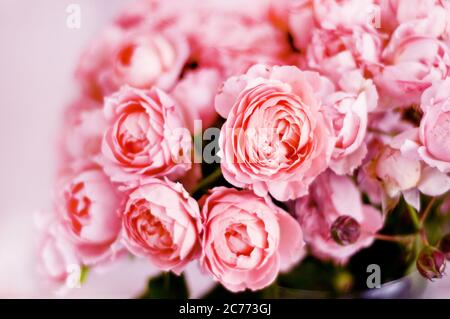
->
[305,26,382,84]
[99,85,192,186]
[121,178,202,274]
[38,223,80,283]
[172,68,222,131]
[417,78,450,172]
[200,187,305,292]
[189,12,292,77]
[325,72,378,174]
[378,0,449,36]
[56,169,124,265]
[367,130,450,210]
[76,24,189,100]
[375,23,450,108]
[295,171,384,265]
[288,0,379,51]
[58,98,107,175]
[215,64,335,201]
[395,79,450,173]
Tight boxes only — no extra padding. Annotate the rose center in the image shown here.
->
[133,202,173,251]
[118,112,150,154]
[225,224,253,256]
[64,182,91,234]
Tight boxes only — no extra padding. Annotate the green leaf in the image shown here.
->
[139,273,189,299]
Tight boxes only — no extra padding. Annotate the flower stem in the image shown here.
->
[191,167,223,197]
[419,198,436,227]
[407,204,421,231]
[375,233,415,244]
[419,229,430,246]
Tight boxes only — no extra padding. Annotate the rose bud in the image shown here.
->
[416,246,446,280]
[296,172,384,264]
[331,215,361,246]
[439,234,450,261]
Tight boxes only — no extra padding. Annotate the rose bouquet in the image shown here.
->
[38,0,450,298]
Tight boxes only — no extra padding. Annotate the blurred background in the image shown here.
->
[0,0,448,298]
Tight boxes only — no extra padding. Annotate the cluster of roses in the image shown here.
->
[38,0,450,293]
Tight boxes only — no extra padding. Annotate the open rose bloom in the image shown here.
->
[37,0,450,298]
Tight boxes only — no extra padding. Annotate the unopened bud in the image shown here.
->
[331,215,361,246]
[439,234,450,261]
[416,246,446,281]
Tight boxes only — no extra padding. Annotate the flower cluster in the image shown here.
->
[39,0,450,293]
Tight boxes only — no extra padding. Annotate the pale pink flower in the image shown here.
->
[76,24,189,100]
[56,169,124,265]
[288,0,379,51]
[38,223,80,282]
[375,23,450,108]
[296,171,384,265]
[417,78,450,172]
[172,68,222,131]
[378,0,449,36]
[216,64,335,201]
[99,85,192,186]
[305,26,383,84]
[325,72,378,174]
[397,79,450,173]
[189,12,292,77]
[121,178,202,274]
[58,98,107,175]
[366,130,450,210]
[200,187,305,292]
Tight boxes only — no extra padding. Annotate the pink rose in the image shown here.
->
[288,0,379,51]
[57,169,123,265]
[296,172,384,264]
[368,130,450,210]
[38,223,80,282]
[121,178,201,274]
[375,23,450,108]
[395,79,450,173]
[99,85,192,185]
[306,26,382,84]
[325,72,378,174]
[376,145,422,198]
[172,68,222,131]
[215,64,335,201]
[138,1,291,78]
[58,98,107,175]
[417,78,450,172]
[194,15,292,77]
[76,24,189,100]
[200,187,305,292]
[379,0,448,36]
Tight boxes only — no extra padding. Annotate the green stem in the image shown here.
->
[375,233,415,244]
[79,265,89,285]
[407,204,421,231]
[191,168,223,197]
[419,198,436,227]
[419,229,430,246]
